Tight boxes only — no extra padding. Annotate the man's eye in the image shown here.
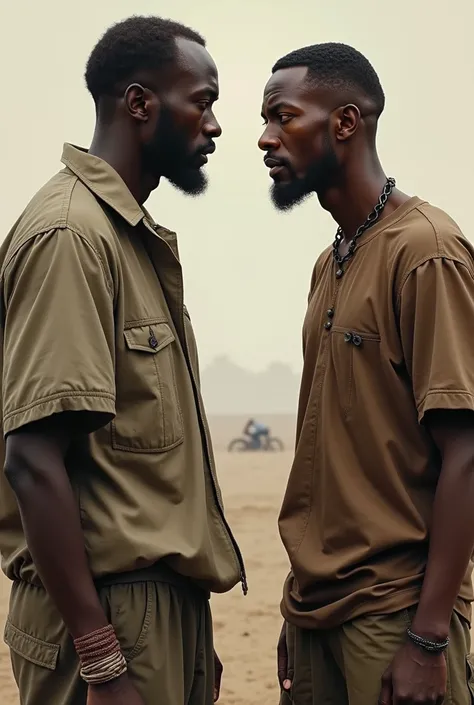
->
[197,101,210,110]
[279,114,293,124]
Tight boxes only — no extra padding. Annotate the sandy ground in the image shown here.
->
[0,449,291,705]
[211,452,290,705]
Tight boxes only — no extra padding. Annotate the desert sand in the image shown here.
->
[0,447,292,705]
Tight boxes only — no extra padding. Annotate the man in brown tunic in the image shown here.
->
[0,16,245,705]
[259,42,474,705]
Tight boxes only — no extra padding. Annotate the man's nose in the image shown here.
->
[204,115,222,139]
[258,127,280,152]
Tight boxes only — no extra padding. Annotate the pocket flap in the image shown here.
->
[4,619,59,670]
[124,321,175,354]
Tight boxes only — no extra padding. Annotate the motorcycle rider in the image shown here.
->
[243,418,270,450]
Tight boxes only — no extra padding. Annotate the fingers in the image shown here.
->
[378,671,393,705]
[214,650,223,703]
[277,623,291,691]
[287,663,294,688]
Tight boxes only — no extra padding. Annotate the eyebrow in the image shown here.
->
[190,87,219,101]
[261,100,296,118]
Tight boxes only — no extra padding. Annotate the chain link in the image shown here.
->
[332,177,396,275]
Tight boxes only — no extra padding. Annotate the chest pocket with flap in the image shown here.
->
[330,326,381,421]
[112,320,184,453]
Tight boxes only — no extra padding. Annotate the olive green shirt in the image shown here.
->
[0,143,244,594]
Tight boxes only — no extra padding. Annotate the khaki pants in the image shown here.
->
[282,608,474,705]
[4,566,214,705]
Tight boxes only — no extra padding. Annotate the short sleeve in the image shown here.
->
[1,229,116,435]
[399,256,474,423]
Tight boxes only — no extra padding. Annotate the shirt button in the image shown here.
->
[352,334,362,347]
[344,332,353,343]
[336,269,344,279]
[149,335,158,349]
[327,308,335,318]
[324,321,332,331]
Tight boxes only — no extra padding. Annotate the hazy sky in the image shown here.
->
[1,0,472,372]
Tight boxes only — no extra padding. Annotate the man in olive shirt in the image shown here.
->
[0,16,245,705]
[259,43,474,704]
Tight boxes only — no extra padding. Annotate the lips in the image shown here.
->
[270,165,288,179]
[201,143,216,156]
[264,156,282,169]
[264,155,288,180]
[195,144,215,167]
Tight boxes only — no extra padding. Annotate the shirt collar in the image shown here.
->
[61,143,145,226]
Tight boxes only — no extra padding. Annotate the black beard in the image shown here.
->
[271,173,313,211]
[143,105,208,196]
[271,139,339,211]
[165,164,207,196]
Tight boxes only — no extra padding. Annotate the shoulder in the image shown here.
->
[388,199,474,276]
[1,169,120,284]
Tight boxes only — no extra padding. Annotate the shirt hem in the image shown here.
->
[281,586,472,630]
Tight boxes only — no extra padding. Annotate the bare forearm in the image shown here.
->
[412,456,474,639]
[6,444,108,639]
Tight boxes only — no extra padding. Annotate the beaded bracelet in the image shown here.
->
[407,627,450,653]
[74,625,127,686]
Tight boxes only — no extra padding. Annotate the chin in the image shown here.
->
[166,169,208,197]
[270,182,313,211]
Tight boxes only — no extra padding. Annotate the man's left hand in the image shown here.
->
[214,650,223,702]
[379,641,446,705]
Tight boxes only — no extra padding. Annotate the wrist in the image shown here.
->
[406,626,450,654]
[74,624,127,686]
[410,613,450,643]
[88,673,129,692]
[69,606,109,641]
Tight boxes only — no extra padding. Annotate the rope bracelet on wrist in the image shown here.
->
[73,624,127,686]
[406,627,450,653]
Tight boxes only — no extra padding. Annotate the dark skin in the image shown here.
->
[89,37,222,205]
[260,67,474,705]
[259,66,409,240]
[5,37,224,705]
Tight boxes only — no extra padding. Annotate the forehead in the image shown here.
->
[263,66,328,111]
[264,66,310,102]
[171,37,219,92]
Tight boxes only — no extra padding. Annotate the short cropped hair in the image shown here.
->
[273,42,385,116]
[85,15,206,103]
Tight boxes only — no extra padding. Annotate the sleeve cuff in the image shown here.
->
[417,390,474,424]
[3,391,116,436]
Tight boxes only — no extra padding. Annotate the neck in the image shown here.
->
[88,121,159,205]
[318,150,407,241]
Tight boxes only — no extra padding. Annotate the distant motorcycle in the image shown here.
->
[227,435,284,452]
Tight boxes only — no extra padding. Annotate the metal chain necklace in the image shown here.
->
[332,177,396,279]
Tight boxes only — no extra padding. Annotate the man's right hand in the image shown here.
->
[87,674,145,704]
[277,621,292,693]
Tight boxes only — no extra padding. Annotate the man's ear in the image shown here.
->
[124,83,157,123]
[333,103,361,142]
